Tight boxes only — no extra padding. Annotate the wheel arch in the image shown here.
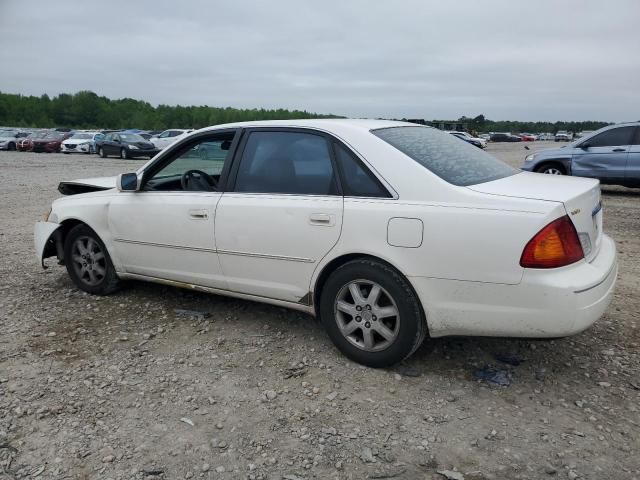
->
[311,253,429,332]
[534,158,572,174]
[49,217,119,269]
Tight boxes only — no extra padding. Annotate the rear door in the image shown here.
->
[215,128,343,303]
[572,126,634,184]
[625,127,640,187]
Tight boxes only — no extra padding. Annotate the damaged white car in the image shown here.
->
[34,120,617,367]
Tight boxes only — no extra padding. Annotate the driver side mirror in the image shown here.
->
[579,142,590,149]
[117,173,139,192]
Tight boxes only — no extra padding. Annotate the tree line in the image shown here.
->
[0,91,620,133]
[0,90,339,130]
[457,114,613,134]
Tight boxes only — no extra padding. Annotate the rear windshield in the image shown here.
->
[372,126,517,186]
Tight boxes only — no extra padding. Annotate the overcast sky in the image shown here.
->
[1,0,638,121]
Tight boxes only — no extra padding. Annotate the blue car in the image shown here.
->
[522,122,640,188]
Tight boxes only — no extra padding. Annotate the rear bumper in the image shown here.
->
[410,234,617,338]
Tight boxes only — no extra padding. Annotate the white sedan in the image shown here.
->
[61,132,103,154]
[150,129,193,150]
[34,119,617,367]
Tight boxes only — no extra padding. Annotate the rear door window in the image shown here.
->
[373,126,516,186]
[333,143,391,197]
[234,131,338,195]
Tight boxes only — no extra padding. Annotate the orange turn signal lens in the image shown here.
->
[520,215,584,268]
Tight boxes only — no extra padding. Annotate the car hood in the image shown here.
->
[533,146,574,158]
[58,176,116,195]
[63,138,92,145]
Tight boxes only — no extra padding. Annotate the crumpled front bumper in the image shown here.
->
[34,221,62,267]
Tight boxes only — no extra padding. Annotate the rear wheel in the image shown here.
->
[99,147,106,158]
[536,163,565,175]
[64,224,120,295]
[320,259,426,368]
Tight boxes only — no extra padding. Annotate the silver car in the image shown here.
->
[522,122,640,188]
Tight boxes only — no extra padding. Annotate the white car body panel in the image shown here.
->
[34,119,617,339]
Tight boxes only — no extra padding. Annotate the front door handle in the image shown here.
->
[612,148,626,152]
[189,209,209,219]
[309,213,334,226]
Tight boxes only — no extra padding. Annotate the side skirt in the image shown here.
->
[117,272,316,316]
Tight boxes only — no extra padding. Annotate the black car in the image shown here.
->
[96,132,158,159]
[490,133,522,142]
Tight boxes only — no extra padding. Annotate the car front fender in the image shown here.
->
[34,221,63,268]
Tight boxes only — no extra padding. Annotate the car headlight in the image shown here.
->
[128,145,139,149]
[525,154,536,162]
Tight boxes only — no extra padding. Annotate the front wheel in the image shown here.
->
[64,224,121,295]
[99,147,106,158]
[120,148,128,159]
[320,259,427,368]
[536,163,565,175]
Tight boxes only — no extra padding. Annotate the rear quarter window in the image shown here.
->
[373,126,516,186]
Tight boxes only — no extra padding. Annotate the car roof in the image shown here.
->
[195,118,416,136]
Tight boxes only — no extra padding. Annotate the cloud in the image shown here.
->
[1,0,638,121]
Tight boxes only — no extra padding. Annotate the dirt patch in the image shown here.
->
[0,148,638,479]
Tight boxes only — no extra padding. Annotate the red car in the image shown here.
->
[17,131,47,152]
[31,131,72,153]
[520,133,537,142]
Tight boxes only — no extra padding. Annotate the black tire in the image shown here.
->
[120,148,128,159]
[319,259,427,368]
[535,162,566,175]
[99,147,106,158]
[8,142,16,151]
[63,224,121,295]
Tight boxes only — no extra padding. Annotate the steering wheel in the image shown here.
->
[181,169,217,191]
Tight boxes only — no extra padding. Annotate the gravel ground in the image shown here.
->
[0,143,638,480]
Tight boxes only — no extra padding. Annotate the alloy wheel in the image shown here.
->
[334,280,400,352]
[70,236,106,286]
[542,167,563,175]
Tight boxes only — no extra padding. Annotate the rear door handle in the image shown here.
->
[612,148,626,152]
[189,209,209,219]
[309,213,334,226]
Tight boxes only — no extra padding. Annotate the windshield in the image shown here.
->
[0,130,18,137]
[372,126,517,187]
[70,133,94,140]
[120,133,145,142]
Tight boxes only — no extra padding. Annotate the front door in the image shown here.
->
[108,131,237,289]
[215,129,343,303]
[572,126,634,184]
[625,126,640,187]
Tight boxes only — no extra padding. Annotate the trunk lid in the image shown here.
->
[468,172,603,261]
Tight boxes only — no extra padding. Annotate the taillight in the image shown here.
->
[520,215,584,268]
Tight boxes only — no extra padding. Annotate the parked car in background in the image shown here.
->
[520,133,537,142]
[32,131,71,153]
[478,133,491,141]
[151,129,193,150]
[490,133,522,142]
[538,133,555,141]
[61,132,104,154]
[35,120,616,367]
[0,129,30,150]
[523,122,640,187]
[97,132,158,159]
[447,131,487,148]
[17,131,47,151]
[575,130,594,139]
[555,131,572,142]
